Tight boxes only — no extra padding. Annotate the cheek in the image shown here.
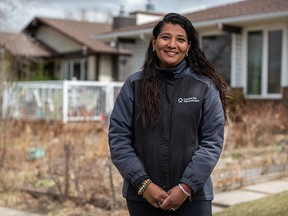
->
[155,41,165,49]
[181,47,190,55]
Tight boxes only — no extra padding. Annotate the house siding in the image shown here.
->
[36,26,82,53]
[231,34,244,88]
[99,54,113,81]
[118,55,133,81]
[87,56,96,80]
[131,40,148,73]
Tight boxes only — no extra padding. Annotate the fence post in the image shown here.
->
[105,83,114,116]
[62,80,68,123]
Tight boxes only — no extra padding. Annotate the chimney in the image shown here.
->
[112,5,136,29]
[146,0,155,12]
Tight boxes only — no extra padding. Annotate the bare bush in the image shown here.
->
[0,120,123,213]
[225,100,288,150]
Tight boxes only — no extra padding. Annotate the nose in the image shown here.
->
[167,38,177,48]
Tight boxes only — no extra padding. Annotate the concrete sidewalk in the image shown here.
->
[0,207,42,216]
[212,177,288,213]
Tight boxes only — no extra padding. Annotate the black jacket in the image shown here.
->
[108,61,224,202]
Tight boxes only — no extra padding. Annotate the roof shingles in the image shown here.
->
[0,32,51,57]
[184,0,288,22]
[28,17,120,53]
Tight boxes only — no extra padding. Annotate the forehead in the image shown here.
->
[160,23,187,36]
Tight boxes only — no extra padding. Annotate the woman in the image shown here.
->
[108,13,228,216]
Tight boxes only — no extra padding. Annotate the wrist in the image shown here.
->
[138,179,152,196]
[178,183,192,200]
[180,183,192,194]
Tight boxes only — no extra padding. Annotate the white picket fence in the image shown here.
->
[1,80,123,123]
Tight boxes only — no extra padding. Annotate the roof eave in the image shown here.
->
[94,27,152,42]
[193,10,288,28]
[94,10,288,41]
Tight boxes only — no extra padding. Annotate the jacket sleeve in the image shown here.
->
[108,77,149,188]
[180,83,224,194]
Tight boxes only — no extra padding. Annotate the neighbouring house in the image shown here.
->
[0,17,132,82]
[95,0,288,100]
[0,10,164,82]
[22,17,132,82]
[0,32,51,81]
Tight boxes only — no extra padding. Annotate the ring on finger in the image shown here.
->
[157,201,162,206]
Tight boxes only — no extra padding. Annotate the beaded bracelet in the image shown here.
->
[138,179,152,196]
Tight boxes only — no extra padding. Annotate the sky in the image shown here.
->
[2,0,240,32]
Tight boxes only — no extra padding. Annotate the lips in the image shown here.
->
[164,50,178,57]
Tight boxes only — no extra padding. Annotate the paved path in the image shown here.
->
[212,177,288,213]
[0,207,42,216]
[1,177,288,215]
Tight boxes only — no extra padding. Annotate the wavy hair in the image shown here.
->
[140,13,229,127]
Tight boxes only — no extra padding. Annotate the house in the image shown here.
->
[0,32,51,81]
[95,0,288,100]
[0,17,131,82]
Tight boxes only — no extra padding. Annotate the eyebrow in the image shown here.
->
[159,32,187,38]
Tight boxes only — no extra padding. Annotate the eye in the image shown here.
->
[160,35,170,40]
[177,37,187,43]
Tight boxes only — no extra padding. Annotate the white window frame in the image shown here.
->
[243,24,286,99]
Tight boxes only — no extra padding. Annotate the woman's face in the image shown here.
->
[152,23,191,69]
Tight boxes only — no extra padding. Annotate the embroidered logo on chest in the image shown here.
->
[178,97,199,103]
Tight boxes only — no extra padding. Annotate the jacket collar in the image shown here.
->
[156,60,190,79]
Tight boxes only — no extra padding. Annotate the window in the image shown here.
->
[202,34,232,85]
[247,31,263,95]
[268,30,282,94]
[247,30,282,96]
[64,59,87,80]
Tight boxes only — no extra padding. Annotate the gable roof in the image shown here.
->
[0,32,51,57]
[184,0,288,22]
[23,17,130,54]
[95,0,288,40]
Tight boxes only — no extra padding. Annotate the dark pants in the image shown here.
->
[126,199,212,216]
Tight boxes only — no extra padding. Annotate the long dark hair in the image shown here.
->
[140,13,229,127]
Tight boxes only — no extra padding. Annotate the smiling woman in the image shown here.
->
[108,13,230,216]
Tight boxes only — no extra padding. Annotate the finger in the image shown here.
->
[160,193,169,200]
[159,197,171,210]
[154,200,162,209]
[151,202,160,208]
[155,196,166,208]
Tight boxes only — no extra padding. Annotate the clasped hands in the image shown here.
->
[142,182,190,211]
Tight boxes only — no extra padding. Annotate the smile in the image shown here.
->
[165,51,178,56]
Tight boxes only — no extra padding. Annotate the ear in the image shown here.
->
[151,36,156,49]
